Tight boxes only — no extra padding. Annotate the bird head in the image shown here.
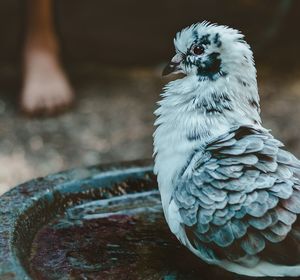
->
[163,22,255,82]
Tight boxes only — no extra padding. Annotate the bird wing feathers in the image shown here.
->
[172,125,300,266]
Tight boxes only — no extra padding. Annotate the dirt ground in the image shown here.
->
[1,65,300,195]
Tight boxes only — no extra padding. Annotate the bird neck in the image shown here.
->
[156,73,261,144]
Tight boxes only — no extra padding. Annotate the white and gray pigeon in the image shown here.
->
[153,22,300,277]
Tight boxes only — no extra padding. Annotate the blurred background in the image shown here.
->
[0,0,300,194]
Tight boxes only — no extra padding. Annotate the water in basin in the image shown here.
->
[29,190,236,280]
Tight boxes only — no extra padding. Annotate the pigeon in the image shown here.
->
[153,22,300,277]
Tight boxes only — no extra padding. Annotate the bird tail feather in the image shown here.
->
[220,260,300,277]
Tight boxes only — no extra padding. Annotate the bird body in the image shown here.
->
[153,22,300,277]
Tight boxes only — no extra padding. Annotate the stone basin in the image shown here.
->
[0,160,270,280]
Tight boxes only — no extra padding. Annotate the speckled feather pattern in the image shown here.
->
[174,125,300,259]
[153,22,300,277]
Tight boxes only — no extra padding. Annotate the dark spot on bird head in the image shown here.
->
[192,32,222,49]
[236,38,247,44]
[199,34,211,45]
[213,33,222,47]
[195,52,227,81]
[192,30,199,41]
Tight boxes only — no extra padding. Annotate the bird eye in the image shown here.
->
[192,45,204,55]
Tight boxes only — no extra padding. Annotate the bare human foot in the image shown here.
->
[21,42,74,116]
[21,0,74,116]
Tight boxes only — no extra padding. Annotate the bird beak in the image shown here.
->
[162,54,183,76]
